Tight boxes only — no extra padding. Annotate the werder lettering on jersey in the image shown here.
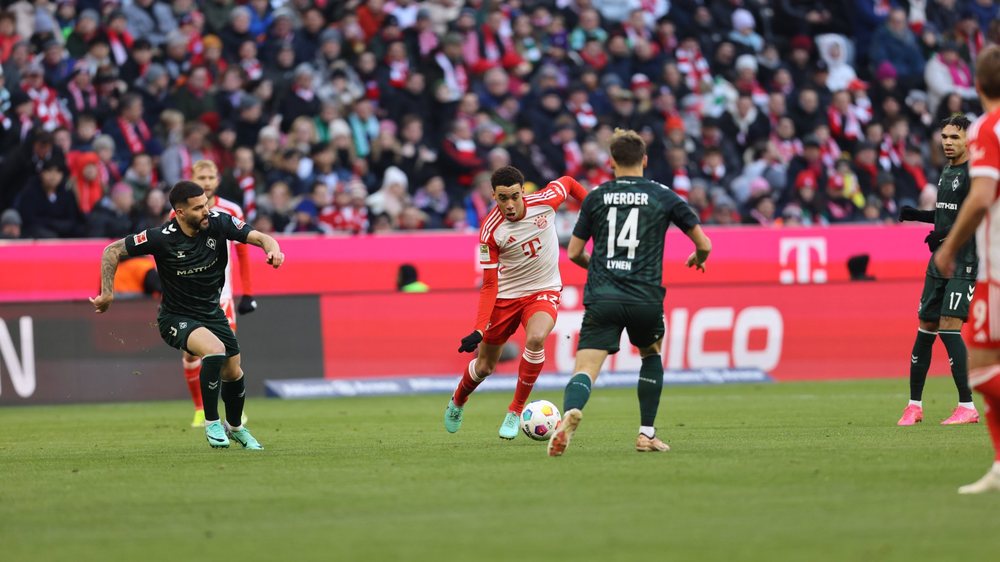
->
[603,192,649,206]
[574,176,701,305]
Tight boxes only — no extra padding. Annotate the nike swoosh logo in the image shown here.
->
[208,435,226,443]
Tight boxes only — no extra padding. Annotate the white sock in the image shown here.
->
[639,425,656,438]
[959,401,976,410]
[230,424,243,431]
[908,400,922,407]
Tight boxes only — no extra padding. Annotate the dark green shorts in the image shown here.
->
[157,307,240,357]
[918,276,974,321]
[577,301,664,354]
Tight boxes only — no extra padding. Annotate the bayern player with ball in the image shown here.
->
[444,166,588,439]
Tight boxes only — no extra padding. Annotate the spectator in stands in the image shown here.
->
[870,8,926,90]
[925,40,978,115]
[15,159,84,238]
[0,208,21,239]
[86,182,137,239]
[124,0,177,48]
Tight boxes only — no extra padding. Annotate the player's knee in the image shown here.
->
[221,366,243,382]
[202,343,226,356]
[524,334,547,351]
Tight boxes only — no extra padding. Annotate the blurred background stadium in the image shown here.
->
[2,1,999,560]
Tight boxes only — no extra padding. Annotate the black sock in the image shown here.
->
[222,376,247,428]
[638,355,664,427]
[909,330,936,401]
[939,330,973,403]
[200,354,225,421]
[563,373,592,412]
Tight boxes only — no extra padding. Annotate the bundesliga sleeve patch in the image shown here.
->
[133,230,148,245]
[231,215,246,229]
[479,243,490,262]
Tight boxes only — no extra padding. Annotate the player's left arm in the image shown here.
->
[90,237,129,313]
[246,230,285,269]
[933,176,995,277]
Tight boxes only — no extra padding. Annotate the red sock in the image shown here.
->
[183,358,203,410]
[508,348,545,414]
[974,373,1000,462]
[453,360,484,407]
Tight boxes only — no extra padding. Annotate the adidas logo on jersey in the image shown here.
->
[507,235,516,244]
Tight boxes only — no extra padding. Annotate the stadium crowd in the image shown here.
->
[0,0,998,240]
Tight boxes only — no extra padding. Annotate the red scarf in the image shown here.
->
[387,59,409,89]
[676,47,711,91]
[24,84,69,130]
[179,146,193,181]
[241,58,263,81]
[106,29,134,66]
[236,171,256,222]
[827,106,862,143]
[67,82,97,113]
[568,100,597,130]
[119,118,151,155]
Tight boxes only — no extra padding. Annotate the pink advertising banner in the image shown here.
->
[0,224,938,301]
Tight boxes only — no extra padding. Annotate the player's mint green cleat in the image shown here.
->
[227,425,263,450]
[205,420,230,448]
[499,412,519,440]
[444,399,464,433]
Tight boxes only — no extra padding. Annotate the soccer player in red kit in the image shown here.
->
[444,166,588,439]
[180,160,256,427]
[934,45,1000,494]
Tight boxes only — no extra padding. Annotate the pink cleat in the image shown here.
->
[941,406,979,425]
[897,404,923,426]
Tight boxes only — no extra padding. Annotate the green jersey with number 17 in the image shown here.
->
[927,161,977,280]
[572,176,700,306]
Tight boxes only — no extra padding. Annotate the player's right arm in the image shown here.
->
[459,223,501,353]
[899,205,935,223]
[90,237,129,313]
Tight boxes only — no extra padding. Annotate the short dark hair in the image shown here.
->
[168,181,205,209]
[940,114,972,130]
[976,45,1000,100]
[490,166,524,190]
[609,128,646,167]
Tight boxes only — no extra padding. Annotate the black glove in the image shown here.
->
[237,295,258,315]
[899,205,919,222]
[458,330,483,353]
[924,230,948,253]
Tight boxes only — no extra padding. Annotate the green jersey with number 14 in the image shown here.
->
[573,176,700,306]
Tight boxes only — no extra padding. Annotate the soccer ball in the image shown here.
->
[520,399,561,441]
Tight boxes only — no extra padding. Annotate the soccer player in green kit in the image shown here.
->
[547,129,713,457]
[897,115,980,426]
[90,181,285,450]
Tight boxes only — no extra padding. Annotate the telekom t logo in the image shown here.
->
[521,237,542,258]
[779,237,827,284]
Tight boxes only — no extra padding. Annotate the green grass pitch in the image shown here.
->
[1,378,997,561]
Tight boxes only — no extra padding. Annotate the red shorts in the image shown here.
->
[220,298,237,333]
[965,282,1000,349]
[483,290,560,345]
